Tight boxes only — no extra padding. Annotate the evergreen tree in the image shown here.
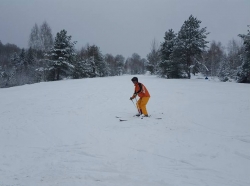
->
[88,56,97,77]
[46,29,76,80]
[217,56,231,81]
[73,47,93,78]
[26,47,36,66]
[0,65,7,87]
[3,52,20,87]
[73,58,92,78]
[9,49,32,85]
[25,47,37,83]
[105,54,116,76]
[227,39,243,71]
[237,26,250,83]
[159,29,181,78]
[176,15,209,78]
[226,39,244,80]
[84,45,108,77]
[92,46,107,77]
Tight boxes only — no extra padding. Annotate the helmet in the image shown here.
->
[131,77,138,82]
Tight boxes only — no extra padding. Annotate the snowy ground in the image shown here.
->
[0,75,250,186]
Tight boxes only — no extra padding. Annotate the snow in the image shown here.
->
[0,75,250,186]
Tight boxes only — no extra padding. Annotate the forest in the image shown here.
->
[1,15,250,88]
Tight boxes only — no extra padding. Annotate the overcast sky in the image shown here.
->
[0,0,249,58]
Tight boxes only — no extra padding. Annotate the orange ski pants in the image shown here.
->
[136,97,150,115]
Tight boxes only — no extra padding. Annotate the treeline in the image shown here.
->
[0,21,146,88]
[1,16,250,88]
[146,15,250,83]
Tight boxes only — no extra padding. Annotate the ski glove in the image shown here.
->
[130,93,137,100]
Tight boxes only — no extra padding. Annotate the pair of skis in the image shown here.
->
[120,100,162,121]
[116,115,162,122]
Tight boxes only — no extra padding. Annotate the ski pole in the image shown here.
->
[131,98,141,115]
[135,97,141,114]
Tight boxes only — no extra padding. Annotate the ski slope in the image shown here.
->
[0,75,250,186]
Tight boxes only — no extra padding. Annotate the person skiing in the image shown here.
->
[130,77,150,117]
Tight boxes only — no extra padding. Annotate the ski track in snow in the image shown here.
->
[0,75,250,186]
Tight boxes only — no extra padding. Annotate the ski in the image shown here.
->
[116,115,162,121]
[116,116,128,121]
[141,115,162,119]
[119,119,127,122]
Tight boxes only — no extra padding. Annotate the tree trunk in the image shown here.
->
[55,68,60,80]
[187,55,191,79]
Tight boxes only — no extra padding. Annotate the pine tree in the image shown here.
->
[84,45,108,77]
[73,58,92,79]
[25,47,37,83]
[26,47,36,66]
[176,15,209,78]
[12,49,31,85]
[0,65,7,87]
[46,29,76,80]
[4,52,20,87]
[237,27,250,83]
[159,29,180,78]
[217,56,231,81]
[227,39,243,70]
[73,47,95,78]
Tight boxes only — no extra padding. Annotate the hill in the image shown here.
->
[1,75,250,186]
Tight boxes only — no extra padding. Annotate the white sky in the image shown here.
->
[0,0,249,58]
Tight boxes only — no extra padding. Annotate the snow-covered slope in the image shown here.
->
[1,75,250,186]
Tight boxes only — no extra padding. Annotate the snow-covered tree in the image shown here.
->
[115,55,125,76]
[227,39,243,70]
[25,47,38,82]
[146,39,160,75]
[175,15,209,78]
[73,58,93,79]
[40,21,54,52]
[46,29,76,80]
[217,56,231,81]
[0,65,7,87]
[125,53,145,75]
[29,23,41,51]
[26,47,36,66]
[28,22,53,58]
[205,41,225,77]
[105,54,124,76]
[159,29,181,78]
[105,54,116,76]
[237,26,250,83]
[83,45,108,77]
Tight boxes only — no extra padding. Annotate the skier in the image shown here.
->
[130,77,150,117]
